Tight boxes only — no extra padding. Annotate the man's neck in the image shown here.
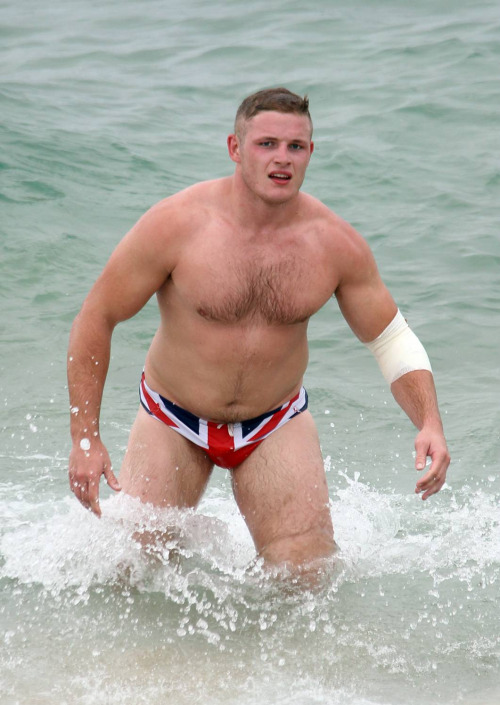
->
[228,173,302,234]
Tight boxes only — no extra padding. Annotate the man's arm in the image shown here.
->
[334,221,450,499]
[68,203,177,515]
[68,306,118,516]
[391,369,449,499]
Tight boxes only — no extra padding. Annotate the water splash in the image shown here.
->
[2,480,498,705]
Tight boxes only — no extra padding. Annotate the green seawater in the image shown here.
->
[1,1,499,703]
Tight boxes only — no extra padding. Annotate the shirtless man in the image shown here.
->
[68,87,450,569]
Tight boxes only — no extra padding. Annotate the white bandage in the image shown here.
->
[365,310,432,385]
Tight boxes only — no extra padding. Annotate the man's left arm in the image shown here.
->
[334,221,450,499]
[390,369,449,500]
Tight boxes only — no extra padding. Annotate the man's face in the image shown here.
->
[228,111,314,204]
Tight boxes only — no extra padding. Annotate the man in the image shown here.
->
[68,87,450,570]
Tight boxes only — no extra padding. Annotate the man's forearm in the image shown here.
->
[391,368,450,499]
[363,310,443,430]
[390,369,443,432]
[67,309,114,445]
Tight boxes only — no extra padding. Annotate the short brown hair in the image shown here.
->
[235,87,312,137]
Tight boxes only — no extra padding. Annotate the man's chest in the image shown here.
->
[172,235,337,325]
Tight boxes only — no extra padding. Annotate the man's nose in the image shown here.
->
[273,143,290,163]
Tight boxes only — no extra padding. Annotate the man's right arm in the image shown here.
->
[68,305,119,515]
[67,201,180,515]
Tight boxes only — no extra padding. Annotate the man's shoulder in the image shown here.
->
[137,178,228,234]
[155,177,228,210]
[299,193,373,264]
[299,193,357,239]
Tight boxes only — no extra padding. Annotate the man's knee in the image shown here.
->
[259,525,336,569]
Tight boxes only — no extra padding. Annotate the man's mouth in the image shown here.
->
[269,171,292,183]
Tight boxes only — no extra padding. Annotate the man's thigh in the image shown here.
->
[119,406,213,508]
[231,410,334,561]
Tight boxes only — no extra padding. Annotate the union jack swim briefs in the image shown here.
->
[139,372,308,469]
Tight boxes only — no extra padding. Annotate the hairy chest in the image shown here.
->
[172,237,336,325]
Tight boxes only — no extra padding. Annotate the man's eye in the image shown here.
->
[260,141,273,147]
[290,143,303,151]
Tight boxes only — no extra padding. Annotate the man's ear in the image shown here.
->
[227,133,241,163]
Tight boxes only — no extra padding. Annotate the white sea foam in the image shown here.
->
[2,478,498,605]
[2,475,498,705]
[2,476,499,705]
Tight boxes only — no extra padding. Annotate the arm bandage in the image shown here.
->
[365,310,432,385]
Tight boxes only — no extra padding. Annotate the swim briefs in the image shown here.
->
[139,372,308,469]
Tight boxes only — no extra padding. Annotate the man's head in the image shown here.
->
[234,87,312,141]
[228,87,314,205]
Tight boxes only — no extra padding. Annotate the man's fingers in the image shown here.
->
[414,436,430,471]
[70,473,103,516]
[417,476,445,500]
[415,454,427,471]
[103,465,121,492]
[413,429,450,500]
[87,476,102,516]
[77,480,89,503]
[69,443,114,516]
[415,464,446,499]
[89,496,102,517]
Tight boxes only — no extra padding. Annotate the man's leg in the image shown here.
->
[231,410,335,570]
[119,406,213,508]
[118,406,214,559]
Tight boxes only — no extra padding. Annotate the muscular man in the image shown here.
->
[68,88,450,569]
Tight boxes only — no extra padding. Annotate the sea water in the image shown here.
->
[1,1,499,703]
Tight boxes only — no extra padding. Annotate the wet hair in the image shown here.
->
[234,87,312,137]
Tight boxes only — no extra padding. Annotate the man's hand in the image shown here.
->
[69,439,121,516]
[414,425,450,500]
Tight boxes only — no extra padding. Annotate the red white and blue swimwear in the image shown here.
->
[139,372,308,469]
